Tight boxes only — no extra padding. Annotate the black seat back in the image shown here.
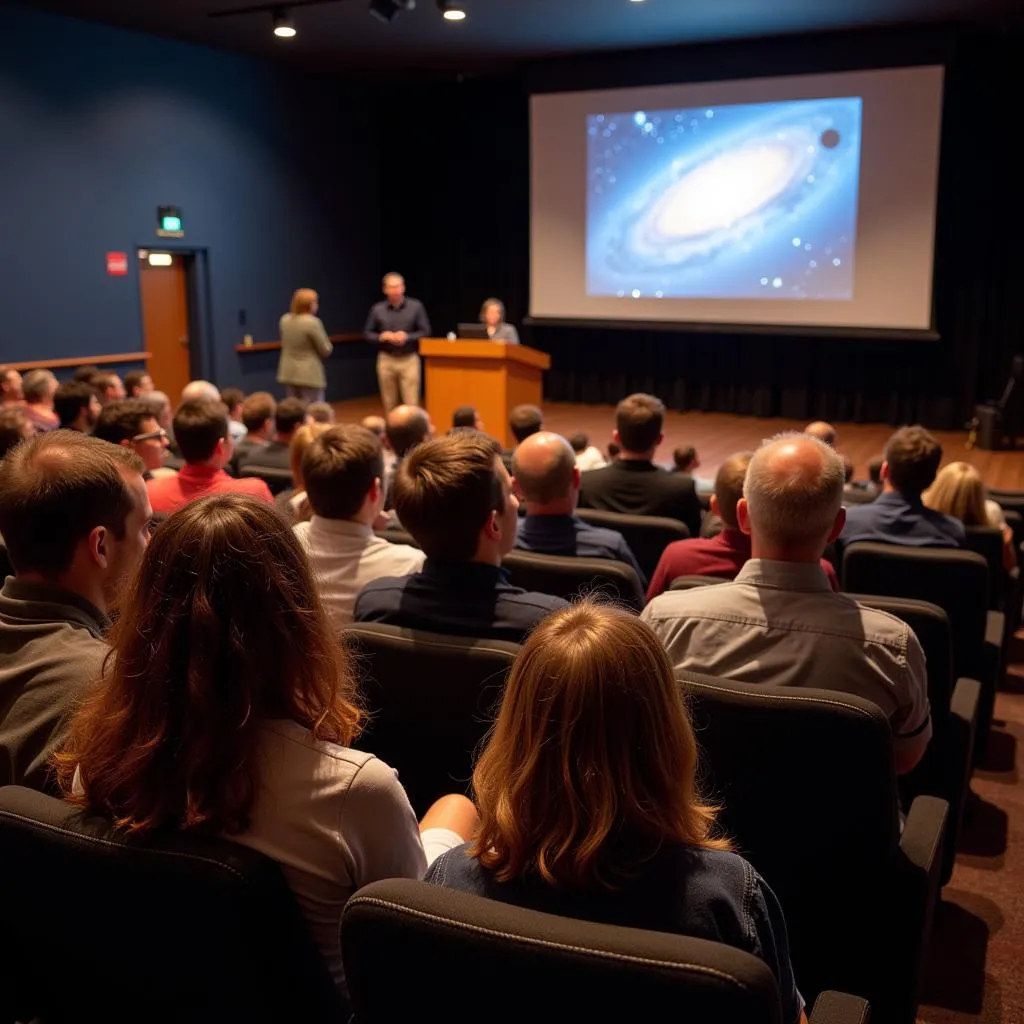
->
[962,525,1004,607]
[502,550,645,611]
[574,508,688,582]
[341,878,785,1024]
[240,464,293,495]
[345,623,518,814]
[0,786,344,1024]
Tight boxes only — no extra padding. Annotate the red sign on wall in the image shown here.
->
[106,251,128,276]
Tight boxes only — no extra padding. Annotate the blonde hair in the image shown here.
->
[290,288,318,316]
[923,461,988,526]
[471,601,729,890]
[289,422,331,489]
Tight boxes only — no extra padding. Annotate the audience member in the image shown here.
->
[0,432,150,793]
[607,441,620,460]
[672,445,699,473]
[309,401,335,424]
[146,399,273,514]
[240,397,308,472]
[509,404,543,443]
[71,365,100,385]
[0,367,24,407]
[643,433,931,774]
[143,391,173,434]
[93,399,174,480]
[92,373,126,405]
[355,431,567,641]
[842,454,857,491]
[925,461,1016,570]
[361,414,386,439]
[21,370,60,433]
[362,413,395,477]
[0,407,32,459]
[123,370,153,398]
[231,391,276,473]
[53,381,100,432]
[276,422,331,525]
[578,394,701,537]
[646,452,836,597]
[427,601,806,1024]
[55,494,476,994]
[841,425,964,548]
[867,455,884,492]
[383,404,433,510]
[296,425,425,630]
[569,432,607,472]
[452,405,484,431]
[804,421,837,447]
[180,380,221,404]
[512,432,644,584]
[220,386,247,444]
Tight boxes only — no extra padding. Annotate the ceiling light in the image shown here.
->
[272,8,296,37]
[148,253,173,267]
[437,0,466,20]
[368,0,415,23]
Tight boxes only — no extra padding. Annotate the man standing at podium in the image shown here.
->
[364,272,431,411]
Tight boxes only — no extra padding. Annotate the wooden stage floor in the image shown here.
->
[332,397,1024,492]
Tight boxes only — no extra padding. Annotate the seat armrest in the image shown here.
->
[810,990,871,1024]
[984,610,1005,651]
[950,677,981,733]
[898,794,947,875]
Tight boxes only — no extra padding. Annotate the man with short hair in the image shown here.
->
[123,370,153,398]
[355,431,567,641]
[146,399,273,514]
[841,425,964,548]
[220,386,248,444]
[647,452,838,598]
[54,381,101,432]
[512,432,644,584]
[309,401,335,424]
[92,373,126,405]
[0,407,33,459]
[0,432,152,793]
[578,393,702,537]
[509,405,542,443]
[804,421,837,447]
[94,399,173,479]
[643,433,931,775]
[296,425,425,630]
[452,405,484,431]
[231,391,276,472]
[0,368,24,407]
[72,365,100,385]
[384,404,433,510]
[21,370,59,433]
[364,272,431,411]
[238,396,308,472]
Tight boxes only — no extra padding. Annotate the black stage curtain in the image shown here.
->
[377,23,1023,430]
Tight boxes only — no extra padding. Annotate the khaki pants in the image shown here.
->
[377,352,421,411]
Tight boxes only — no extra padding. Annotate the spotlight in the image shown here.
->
[368,0,415,23]
[272,8,296,37]
[437,0,466,20]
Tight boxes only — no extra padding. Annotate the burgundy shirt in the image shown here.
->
[647,528,839,600]
[146,463,273,515]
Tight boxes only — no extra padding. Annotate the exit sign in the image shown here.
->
[157,205,184,238]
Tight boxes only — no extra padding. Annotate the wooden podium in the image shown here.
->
[420,339,551,450]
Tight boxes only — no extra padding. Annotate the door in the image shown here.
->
[139,253,192,401]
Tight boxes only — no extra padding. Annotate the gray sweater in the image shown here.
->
[277,313,333,389]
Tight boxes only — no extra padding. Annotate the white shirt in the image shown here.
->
[295,516,425,630]
[575,446,607,472]
[229,721,426,990]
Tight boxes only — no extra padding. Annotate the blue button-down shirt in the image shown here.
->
[841,491,965,548]
[363,298,432,357]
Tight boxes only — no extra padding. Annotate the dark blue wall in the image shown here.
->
[0,6,379,398]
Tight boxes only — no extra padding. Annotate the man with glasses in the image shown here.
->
[93,399,174,480]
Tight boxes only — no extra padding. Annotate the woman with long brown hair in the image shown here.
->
[427,601,806,1024]
[56,493,476,993]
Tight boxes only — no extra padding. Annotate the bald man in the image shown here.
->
[364,272,431,410]
[804,420,837,447]
[512,432,645,585]
[383,404,433,511]
[643,432,931,775]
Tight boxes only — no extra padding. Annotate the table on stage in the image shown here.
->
[420,338,551,450]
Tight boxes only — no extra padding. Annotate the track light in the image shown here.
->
[437,0,466,20]
[272,8,296,37]
[368,0,415,23]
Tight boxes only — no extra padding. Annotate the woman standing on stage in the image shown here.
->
[278,288,333,403]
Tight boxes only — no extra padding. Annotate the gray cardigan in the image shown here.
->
[486,323,520,344]
[277,313,333,389]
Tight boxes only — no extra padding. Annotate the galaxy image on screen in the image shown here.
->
[586,97,863,301]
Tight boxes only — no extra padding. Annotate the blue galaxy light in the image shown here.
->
[586,97,863,301]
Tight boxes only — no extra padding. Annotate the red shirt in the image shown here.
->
[646,528,839,600]
[146,463,274,515]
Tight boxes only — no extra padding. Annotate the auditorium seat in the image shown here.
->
[0,785,345,1024]
[344,623,518,815]
[573,508,689,581]
[682,673,946,1024]
[502,550,645,611]
[849,594,980,884]
[842,542,1003,757]
[341,878,871,1024]
[240,463,293,495]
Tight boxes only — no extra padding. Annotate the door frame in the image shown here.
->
[136,246,215,384]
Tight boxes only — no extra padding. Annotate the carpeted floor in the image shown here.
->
[918,642,1024,1023]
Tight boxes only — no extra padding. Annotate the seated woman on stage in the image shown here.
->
[55,493,477,995]
[426,600,807,1024]
[480,297,520,344]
